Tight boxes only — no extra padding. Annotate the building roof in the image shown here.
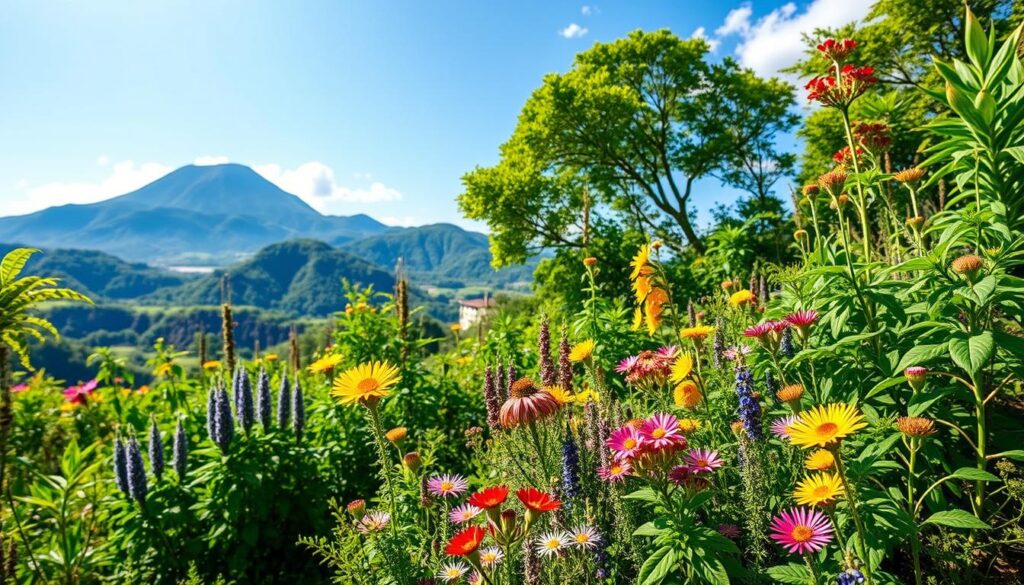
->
[457,298,495,309]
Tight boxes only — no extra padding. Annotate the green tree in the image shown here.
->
[460,29,798,260]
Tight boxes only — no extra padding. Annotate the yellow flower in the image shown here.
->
[575,388,601,404]
[678,418,702,433]
[569,339,596,363]
[645,287,668,334]
[793,472,844,507]
[728,289,756,307]
[630,244,652,280]
[455,356,473,366]
[308,353,343,374]
[786,403,868,449]
[673,380,702,409]
[546,386,575,405]
[450,323,462,333]
[805,449,835,471]
[262,353,279,362]
[669,354,693,383]
[154,362,173,377]
[631,307,644,331]
[332,361,401,406]
[680,325,715,340]
[632,274,653,305]
[202,360,221,370]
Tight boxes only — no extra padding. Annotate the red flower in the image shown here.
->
[805,65,877,108]
[446,526,486,556]
[468,485,509,510]
[816,38,857,63]
[516,488,561,513]
[832,146,864,165]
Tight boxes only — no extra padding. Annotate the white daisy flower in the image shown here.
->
[535,530,572,557]
[436,560,469,582]
[569,525,602,549]
[479,546,504,567]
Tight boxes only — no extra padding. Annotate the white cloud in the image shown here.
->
[581,5,598,15]
[715,0,872,78]
[560,23,588,39]
[252,161,403,212]
[193,155,230,166]
[8,160,173,216]
[691,27,721,52]
[96,155,110,166]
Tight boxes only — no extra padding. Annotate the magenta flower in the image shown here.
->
[718,523,741,539]
[63,379,99,405]
[427,474,469,498]
[640,413,682,450]
[11,383,28,394]
[597,459,632,482]
[770,415,801,440]
[784,310,818,329]
[449,503,482,524]
[743,322,776,339]
[655,345,679,359]
[684,448,723,473]
[606,425,644,459]
[614,355,640,374]
[769,507,834,554]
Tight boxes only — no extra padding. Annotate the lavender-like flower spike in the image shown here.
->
[779,327,795,359]
[148,417,164,481]
[231,367,241,412]
[172,419,188,479]
[495,360,506,403]
[292,379,305,442]
[126,434,148,503]
[206,386,217,439]
[765,370,780,404]
[712,317,726,368]
[256,368,272,432]
[237,368,254,432]
[483,366,500,431]
[276,372,291,429]
[558,327,572,391]
[539,317,555,387]
[561,432,580,506]
[523,538,541,585]
[735,366,763,441]
[213,386,235,452]
[759,274,768,304]
[505,362,516,401]
[113,436,129,497]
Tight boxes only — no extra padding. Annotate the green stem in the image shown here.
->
[972,376,987,515]
[834,449,873,585]
[839,108,871,263]
[528,421,553,488]
[907,442,924,585]
[367,405,399,536]
[804,553,821,585]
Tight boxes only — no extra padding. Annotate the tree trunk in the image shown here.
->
[674,210,706,254]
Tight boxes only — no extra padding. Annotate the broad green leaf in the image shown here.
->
[948,467,1000,482]
[948,331,994,377]
[623,487,661,504]
[896,343,948,372]
[638,545,678,585]
[994,450,1024,461]
[766,564,812,584]
[634,522,667,538]
[924,509,989,530]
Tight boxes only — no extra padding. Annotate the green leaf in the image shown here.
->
[964,7,990,68]
[766,564,812,584]
[995,450,1024,461]
[949,467,1001,482]
[924,509,989,530]
[623,487,661,504]
[638,545,678,585]
[896,343,948,372]
[634,521,667,538]
[948,331,994,378]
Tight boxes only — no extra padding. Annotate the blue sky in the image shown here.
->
[0,0,871,231]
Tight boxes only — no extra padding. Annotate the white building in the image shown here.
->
[457,296,496,330]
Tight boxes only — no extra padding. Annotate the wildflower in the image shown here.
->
[794,229,808,241]
[854,121,892,153]
[206,387,217,439]
[735,367,763,440]
[568,526,601,550]
[786,403,867,449]
[256,368,272,432]
[833,193,851,210]
[538,317,555,387]
[63,379,98,405]
[468,485,510,510]
[535,531,571,557]
[569,339,596,363]
[356,511,390,534]
[546,385,574,405]
[583,256,598,266]
[517,488,560,527]
[771,415,801,440]
[770,507,834,554]
[292,378,305,441]
[202,360,221,370]
[951,254,983,280]
[777,384,804,409]
[897,416,937,438]
[794,473,844,507]
[687,299,697,326]
[148,418,164,481]
[307,353,342,375]
[802,184,819,199]
[499,378,561,428]
[673,380,702,409]
[346,499,366,519]
[235,368,254,432]
[631,307,644,331]
[172,419,187,479]
[428,474,470,498]
[833,146,864,166]
[575,388,601,403]
[403,452,421,472]
[597,460,632,482]
[904,366,928,392]
[386,427,408,444]
[561,435,580,503]
[712,319,726,367]
[816,38,857,63]
[784,310,818,338]
[558,328,573,390]
[449,503,483,524]
[817,169,848,197]
[805,65,877,107]
[523,540,541,584]
[684,327,716,340]
[718,524,741,539]
[668,465,709,490]
[113,437,129,497]
[907,216,925,230]
[479,546,503,567]
[728,289,756,307]
[805,449,836,471]
[779,327,795,358]
[838,568,866,585]
[721,280,734,290]
[276,372,291,429]
[640,413,683,450]
[451,323,462,333]
[436,560,469,582]
[630,244,653,280]
[893,167,926,184]
[126,434,148,504]
[678,418,701,433]
[669,353,693,383]
[331,361,401,407]
[446,526,486,556]
[685,448,724,473]
[212,386,235,453]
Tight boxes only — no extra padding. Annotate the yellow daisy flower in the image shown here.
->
[793,472,844,507]
[673,380,702,409]
[545,386,575,405]
[575,388,601,404]
[308,353,343,374]
[728,289,756,307]
[786,403,867,449]
[202,360,222,370]
[680,325,715,340]
[630,244,652,280]
[805,449,835,471]
[631,307,644,331]
[331,361,401,406]
[669,353,693,383]
[569,339,596,363]
[678,418,702,433]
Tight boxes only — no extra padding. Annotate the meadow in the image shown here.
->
[1,6,1024,585]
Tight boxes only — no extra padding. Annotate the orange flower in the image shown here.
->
[468,486,510,510]
[446,526,486,557]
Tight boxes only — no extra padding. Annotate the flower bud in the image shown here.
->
[897,416,936,438]
[893,168,925,184]
[583,257,598,267]
[951,254,983,280]
[403,451,422,472]
[906,216,925,230]
[794,229,808,241]
[802,184,819,199]
[347,499,367,519]
[904,366,928,392]
[386,426,408,445]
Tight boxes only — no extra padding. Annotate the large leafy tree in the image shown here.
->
[460,29,798,260]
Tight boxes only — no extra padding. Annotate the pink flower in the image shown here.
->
[614,355,640,374]
[723,345,753,361]
[718,523,741,539]
[606,426,644,459]
[63,379,99,405]
[427,474,469,498]
[904,366,928,380]
[784,310,818,329]
[11,383,28,394]
[597,459,632,482]
[449,503,482,524]
[668,465,709,490]
[655,345,679,359]
[770,415,801,440]
[684,448,723,473]
[640,413,682,450]
[769,507,834,554]
[743,322,777,338]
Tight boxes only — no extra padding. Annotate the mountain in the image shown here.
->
[0,164,387,264]
[341,223,535,287]
[0,244,190,300]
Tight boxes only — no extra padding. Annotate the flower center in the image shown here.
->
[651,428,666,439]
[791,525,814,542]
[816,422,838,439]
[576,534,590,543]
[813,485,832,499]
[623,438,637,449]
[697,458,708,467]
[611,465,622,474]
[357,378,381,394]
[441,481,454,492]
[545,539,560,550]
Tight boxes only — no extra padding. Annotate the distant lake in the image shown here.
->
[166,266,217,274]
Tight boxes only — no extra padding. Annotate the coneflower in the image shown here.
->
[779,327,795,358]
[148,417,164,481]
[276,372,291,429]
[558,327,573,391]
[712,317,726,368]
[539,318,555,387]
[236,368,254,432]
[256,368,272,432]
[292,379,305,442]
[483,366,500,431]
[113,436,129,497]
[213,386,234,452]
[735,366,763,440]
[561,432,580,505]
[126,434,148,503]
[172,419,187,479]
